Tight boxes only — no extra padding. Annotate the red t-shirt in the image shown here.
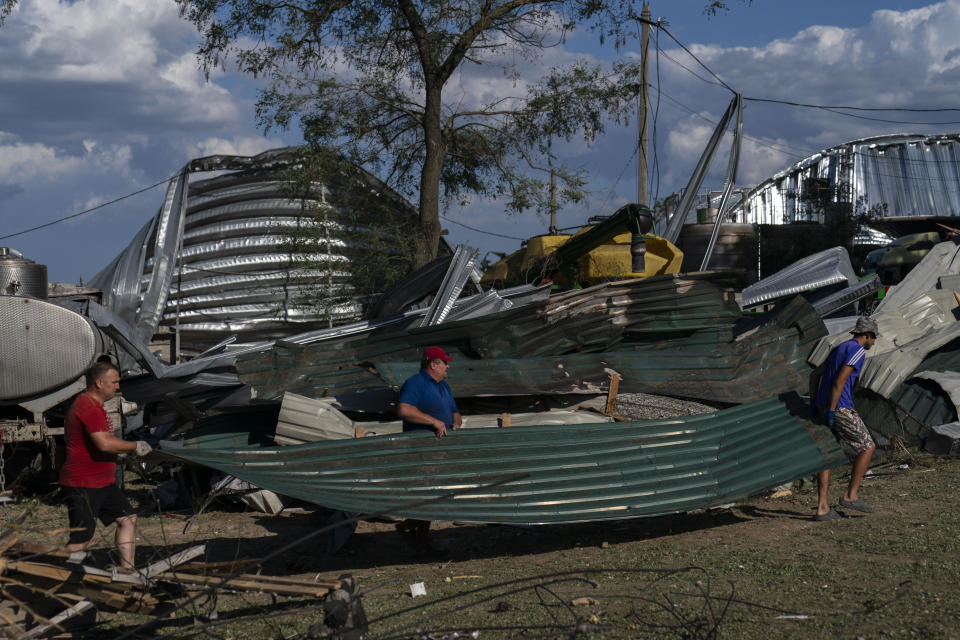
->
[59,393,117,488]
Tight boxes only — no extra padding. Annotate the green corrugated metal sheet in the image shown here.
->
[161,393,844,524]
[373,297,825,404]
[237,273,742,401]
[178,403,281,449]
[856,338,960,441]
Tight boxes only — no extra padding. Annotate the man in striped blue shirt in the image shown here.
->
[812,316,879,521]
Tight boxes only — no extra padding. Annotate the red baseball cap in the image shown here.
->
[423,346,453,362]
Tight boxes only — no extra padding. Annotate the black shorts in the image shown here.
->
[62,485,134,544]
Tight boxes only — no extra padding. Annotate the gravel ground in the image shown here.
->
[615,391,723,420]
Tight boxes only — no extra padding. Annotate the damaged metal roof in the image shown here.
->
[160,393,844,525]
[237,273,744,401]
[741,246,858,308]
[372,296,827,405]
[806,241,960,441]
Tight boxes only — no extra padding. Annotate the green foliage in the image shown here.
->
[0,0,16,25]
[176,0,652,264]
[275,148,418,322]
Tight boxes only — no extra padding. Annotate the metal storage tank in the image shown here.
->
[0,247,48,299]
[677,224,758,286]
[0,295,103,402]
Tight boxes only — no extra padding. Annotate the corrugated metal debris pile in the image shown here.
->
[0,530,340,637]
[147,240,897,524]
[8,159,959,529]
[808,240,960,449]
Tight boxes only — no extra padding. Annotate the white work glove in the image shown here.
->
[134,441,152,457]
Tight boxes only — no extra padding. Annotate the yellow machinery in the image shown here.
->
[482,204,683,288]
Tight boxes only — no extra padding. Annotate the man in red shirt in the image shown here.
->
[60,361,151,572]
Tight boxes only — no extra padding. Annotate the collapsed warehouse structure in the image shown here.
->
[4,133,960,523]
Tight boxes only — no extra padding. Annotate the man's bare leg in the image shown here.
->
[115,514,137,570]
[842,446,875,503]
[816,469,832,516]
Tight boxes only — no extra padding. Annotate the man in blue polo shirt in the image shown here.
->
[394,346,461,551]
[397,346,462,437]
[812,316,879,521]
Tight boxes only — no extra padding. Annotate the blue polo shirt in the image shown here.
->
[399,370,460,432]
[815,338,867,410]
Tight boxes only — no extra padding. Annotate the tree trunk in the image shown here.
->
[414,83,445,268]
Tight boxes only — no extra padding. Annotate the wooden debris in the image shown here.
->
[21,599,94,639]
[604,372,621,417]
[2,529,334,637]
[157,571,339,597]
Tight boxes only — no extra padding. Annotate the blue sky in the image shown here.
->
[1,0,958,282]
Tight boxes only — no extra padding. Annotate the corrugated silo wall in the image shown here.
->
[147,164,421,353]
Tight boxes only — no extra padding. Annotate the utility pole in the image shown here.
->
[637,3,650,208]
[631,3,651,273]
[548,137,558,234]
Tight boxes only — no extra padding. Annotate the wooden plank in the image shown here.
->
[6,562,110,585]
[69,586,161,615]
[177,559,252,573]
[141,544,206,579]
[500,413,511,428]
[157,572,334,597]
[233,574,341,589]
[604,372,621,417]
[8,543,68,560]
[0,530,20,555]
[21,600,94,639]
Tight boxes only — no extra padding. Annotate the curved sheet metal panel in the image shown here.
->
[736,133,960,225]
[90,148,422,354]
[741,246,857,308]
[0,296,102,402]
[164,394,844,524]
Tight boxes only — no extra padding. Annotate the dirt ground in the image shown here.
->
[9,445,960,639]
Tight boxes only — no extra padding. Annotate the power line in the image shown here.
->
[440,214,526,241]
[652,84,816,160]
[744,96,960,113]
[0,176,174,241]
[645,18,960,123]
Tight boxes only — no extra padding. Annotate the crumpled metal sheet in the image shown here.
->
[855,343,960,442]
[741,246,857,308]
[373,295,824,405]
[418,245,479,327]
[811,275,881,317]
[237,273,744,401]
[160,393,845,525]
[805,241,960,440]
[89,170,187,345]
[912,370,960,422]
[875,241,960,312]
[809,242,960,399]
[735,133,960,225]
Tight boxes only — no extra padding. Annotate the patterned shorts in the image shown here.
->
[832,408,875,459]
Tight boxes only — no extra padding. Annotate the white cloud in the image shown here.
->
[0,134,133,183]
[186,136,287,159]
